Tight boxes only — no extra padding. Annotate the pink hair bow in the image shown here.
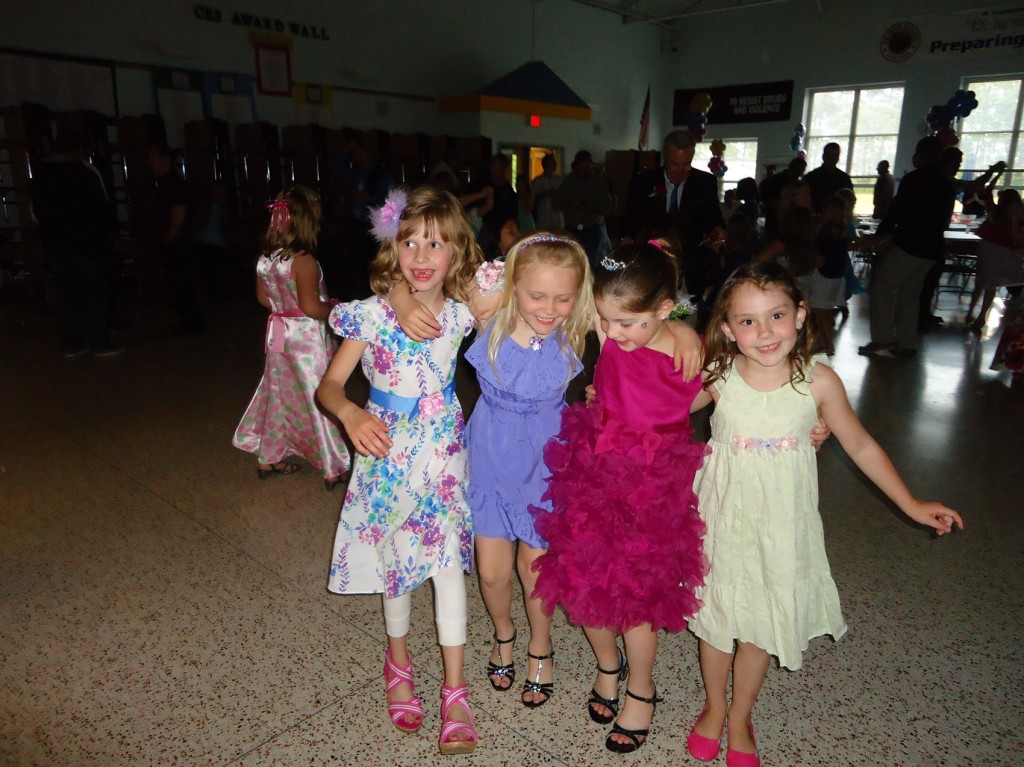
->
[267,199,291,232]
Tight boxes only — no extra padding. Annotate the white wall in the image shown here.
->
[1,0,661,156]
[4,0,1020,180]
[652,0,1024,180]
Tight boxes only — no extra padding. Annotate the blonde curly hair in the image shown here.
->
[369,187,483,303]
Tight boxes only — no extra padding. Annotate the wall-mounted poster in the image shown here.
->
[255,43,291,96]
[673,81,793,126]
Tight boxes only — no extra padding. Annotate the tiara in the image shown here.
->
[369,188,408,242]
[600,256,628,271]
[519,233,576,248]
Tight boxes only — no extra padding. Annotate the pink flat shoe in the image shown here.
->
[439,683,478,755]
[384,648,424,733]
[686,706,723,761]
[725,723,761,767]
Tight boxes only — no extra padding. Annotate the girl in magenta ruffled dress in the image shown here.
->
[531,241,709,754]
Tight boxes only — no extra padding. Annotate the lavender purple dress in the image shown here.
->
[465,325,581,549]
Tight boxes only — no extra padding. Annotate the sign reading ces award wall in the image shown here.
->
[673,81,793,126]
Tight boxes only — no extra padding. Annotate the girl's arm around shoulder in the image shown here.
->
[316,339,393,458]
[292,252,332,321]
[690,371,714,413]
[388,280,441,342]
[810,363,963,536]
[664,320,704,381]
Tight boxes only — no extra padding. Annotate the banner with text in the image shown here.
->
[673,81,793,126]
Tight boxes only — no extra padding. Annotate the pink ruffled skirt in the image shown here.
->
[531,402,710,634]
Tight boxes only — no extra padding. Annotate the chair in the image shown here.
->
[933,252,976,308]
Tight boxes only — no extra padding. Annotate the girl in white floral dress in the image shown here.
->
[317,187,483,755]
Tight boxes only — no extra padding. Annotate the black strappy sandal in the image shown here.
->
[521,649,554,708]
[257,461,301,479]
[587,652,628,724]
[605,687,663,753]
[486,630,516,690]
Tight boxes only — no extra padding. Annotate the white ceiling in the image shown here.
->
[564,0,807,29]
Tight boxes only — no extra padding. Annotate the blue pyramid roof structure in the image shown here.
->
[439,61,591,121]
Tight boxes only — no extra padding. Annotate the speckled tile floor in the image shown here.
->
[1,285,1021,767]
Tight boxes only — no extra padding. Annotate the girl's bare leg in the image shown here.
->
[476,536,517,689]
[608,625,659,747]
[727,640,770,754]
[694,638,732,740]
[517,542,554,704]
[583,625,622,721]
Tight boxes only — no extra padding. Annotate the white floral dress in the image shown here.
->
[326,295,475,598]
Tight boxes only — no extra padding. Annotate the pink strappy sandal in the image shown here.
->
[384,648,424,733]
[438,683,478,755]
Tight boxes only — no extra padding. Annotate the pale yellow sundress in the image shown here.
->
[689,357,847,671]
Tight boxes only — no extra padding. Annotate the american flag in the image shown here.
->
[638,86,650,151]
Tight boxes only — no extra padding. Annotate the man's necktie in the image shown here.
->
[668,182,679,215]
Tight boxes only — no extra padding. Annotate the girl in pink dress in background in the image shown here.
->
[232,184,350,489]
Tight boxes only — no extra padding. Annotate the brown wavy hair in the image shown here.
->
[262,184,321,259]
[704,261,818,388]
[369,187,483,302]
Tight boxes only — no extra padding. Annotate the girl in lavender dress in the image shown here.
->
[232,185,350,488]
[317,188,482,755]
[466,234,595,708]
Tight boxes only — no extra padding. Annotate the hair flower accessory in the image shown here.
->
[600,256,628,271]
[369,187,408,242]
[266,199,291,232]
[475,260,506,297]
[669,293,698,319]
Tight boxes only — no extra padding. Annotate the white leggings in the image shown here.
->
[382,565,467,647]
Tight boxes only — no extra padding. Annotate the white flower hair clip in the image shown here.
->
[369,188,408,242]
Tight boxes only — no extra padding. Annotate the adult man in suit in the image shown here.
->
[622,130,723,310]
[623,130,722,250]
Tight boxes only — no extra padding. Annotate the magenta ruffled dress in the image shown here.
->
[531,340,709,634]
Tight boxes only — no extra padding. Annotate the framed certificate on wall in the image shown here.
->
[254,43,291,97]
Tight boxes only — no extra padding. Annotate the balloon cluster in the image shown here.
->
[708,138,728,178]
[926,89,979,148]
[789,123,805,153]
[686,92,712,141]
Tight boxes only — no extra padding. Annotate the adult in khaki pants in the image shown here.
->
[859,136,955,358]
